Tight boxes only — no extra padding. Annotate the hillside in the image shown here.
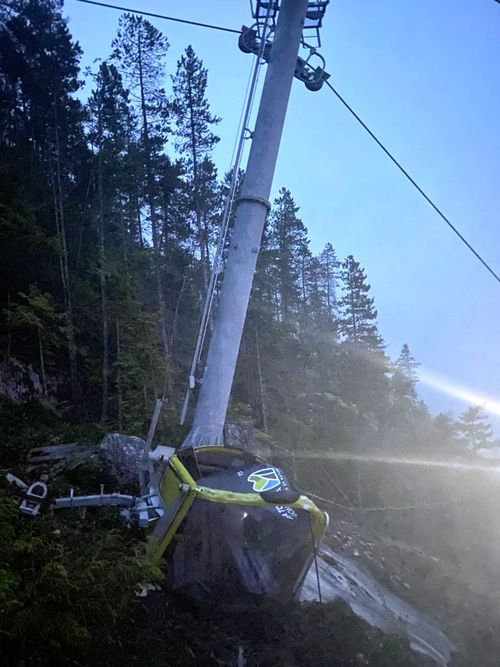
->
[1,2,498,664]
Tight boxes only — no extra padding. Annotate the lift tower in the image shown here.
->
[183,0,328,448]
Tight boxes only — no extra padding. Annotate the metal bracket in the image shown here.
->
[239,25,330,91]
[19,480,48,517]
[294,48,330,91]
[5,473,28,491]
[235,194,271,212]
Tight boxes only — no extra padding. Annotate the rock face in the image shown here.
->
[223,421,272,460]
[0,357,43,404]
[0,356,46,403]
[99,433,146,488]
[300,545,455,667]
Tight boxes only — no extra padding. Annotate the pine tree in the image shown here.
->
[267,188,309,322]
[0,0,83,148]
[383,344,434,453]
[87,61,132,421]
[393,343,419,400]
[432,412,459,452]
[172,45,220,290]
[112,14,171,364]
[338,255,383,350]
[301,254,327,324]
[0,0,87,406]
[457,406,494,450]
[318,242,340,322]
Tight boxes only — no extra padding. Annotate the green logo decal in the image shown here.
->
[247,468,281,492]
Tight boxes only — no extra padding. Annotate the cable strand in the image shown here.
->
[325,80,500,284]
[74,0,240,34]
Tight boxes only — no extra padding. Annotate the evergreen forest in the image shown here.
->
[1,2,499,665]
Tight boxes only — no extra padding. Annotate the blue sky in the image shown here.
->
[65,0,500,432]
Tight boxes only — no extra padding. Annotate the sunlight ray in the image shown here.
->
[418,368,500,418]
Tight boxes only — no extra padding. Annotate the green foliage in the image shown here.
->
[0,1,488,464]
[112,12,170,132]
[338,255,384,351]
[5,286,65,364]
[457,405,494,450]
[0,398,102,466]
[394,343,420,400]
[0,5,489,664]
[172,44,220,162]
[318,242,340,321]
[0,494,158,665]
[0,403,159,665]
[172,44,221,285]
[432,411,459,451]
[0,0,447,460]
[115,300,168,433]
[267,187,310,322]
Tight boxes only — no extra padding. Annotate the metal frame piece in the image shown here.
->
[250,1,330,49]
[19,480,48,517]
[239,25,330,92]
[7,443,328,598]
[302,1,330,48]
[295,49,330,91]
[250,0,279,21]
[238,25,272,60]
[53,490,163,528]
[148,448,328,565]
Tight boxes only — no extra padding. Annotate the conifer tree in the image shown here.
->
[338,255,383,350]
[0,0,86,405]
[88,62,132,420]
[393,343,420,400]
[267,188,309,322]
[432,412,459,451]
[301,254,327,323]
[334,255,389,429]
[112,14,172,364]
[318,242,340,322]
[457,406,494,450]
[172,45,220,290]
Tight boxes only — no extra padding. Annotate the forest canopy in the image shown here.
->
[1,3,500,665]
[1,0,492,454]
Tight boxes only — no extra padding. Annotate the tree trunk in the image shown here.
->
[120,208,130,268]
[116,318,123,431]
[6,293,12,359]
[255,326,268,432]
[135,193,144,248]
[187,77,209,292]
[50,111,79,406]
[38,325,47,397]
[326,256,333,319]
[137,29,170,369]
[98,148,109,422]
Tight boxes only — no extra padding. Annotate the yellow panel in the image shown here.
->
[151,454,328,564]
[159,467,182,506]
